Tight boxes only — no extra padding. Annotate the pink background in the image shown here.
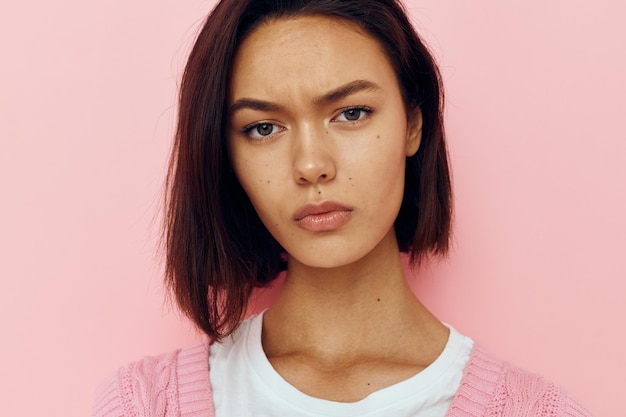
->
[0,1,623,415]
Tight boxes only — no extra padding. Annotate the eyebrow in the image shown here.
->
[314,80,382,106]
[229,79,382,116]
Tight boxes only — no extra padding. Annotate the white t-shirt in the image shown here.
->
[209,311,473,417]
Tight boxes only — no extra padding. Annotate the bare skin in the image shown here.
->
[263,231,448,402]
[229,15,449,402]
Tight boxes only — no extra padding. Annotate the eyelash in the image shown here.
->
[240,106,375,141]
[241,122,284,141]
[332,106,374,123]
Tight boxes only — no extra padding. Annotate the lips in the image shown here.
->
[293,201,353,232]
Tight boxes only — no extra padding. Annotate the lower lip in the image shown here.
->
[295,210,352,232]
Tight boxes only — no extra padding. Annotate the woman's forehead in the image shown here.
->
[229,15,395,104]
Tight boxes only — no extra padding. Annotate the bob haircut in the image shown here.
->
[165,0,452,340]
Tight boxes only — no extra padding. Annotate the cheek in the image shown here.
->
[236,172,269,210]
[230,141,285,185]
[347,131,407,180]
[232,152,272,191]
[351,132,408,208]
[232,159,283,223]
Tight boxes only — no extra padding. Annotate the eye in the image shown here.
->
[242,122,283,141]
[333,106,374,123]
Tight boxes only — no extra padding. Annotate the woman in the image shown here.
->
[93,0,592,416]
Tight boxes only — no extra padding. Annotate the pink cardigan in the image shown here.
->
[92,342,592,417]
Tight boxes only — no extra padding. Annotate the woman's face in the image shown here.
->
[228,15,421,269]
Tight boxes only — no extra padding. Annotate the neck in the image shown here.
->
[262,231,445,362]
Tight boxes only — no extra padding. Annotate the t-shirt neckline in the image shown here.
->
[242,310,471,417]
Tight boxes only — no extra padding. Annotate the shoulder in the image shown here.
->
[91,341,214,417]
[448,345,593,417]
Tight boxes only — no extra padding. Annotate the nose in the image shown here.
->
[292,125,336,185]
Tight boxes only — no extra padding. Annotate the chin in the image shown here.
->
[287,247,374,270]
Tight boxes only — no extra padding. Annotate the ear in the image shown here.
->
[405,108,423,157]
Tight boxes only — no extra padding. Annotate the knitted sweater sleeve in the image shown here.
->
[491,366,593,417]
[447,346,593,417]
[91,343,214,417]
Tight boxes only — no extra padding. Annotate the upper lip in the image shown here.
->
[293,201,353,221]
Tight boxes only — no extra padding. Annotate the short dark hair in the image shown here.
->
[164,0,452,340]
